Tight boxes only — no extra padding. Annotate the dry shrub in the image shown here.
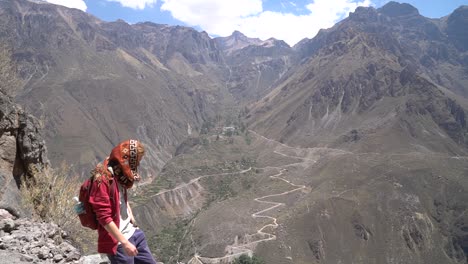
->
[20,164,98,254]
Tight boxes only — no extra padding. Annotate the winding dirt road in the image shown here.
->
[181,131,466,263]
[187,131,325,264]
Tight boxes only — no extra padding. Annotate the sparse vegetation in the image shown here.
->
[201,158,255,208]
[134,123,258,262]
[150,218,195,263]
[205,176,237,202]
[241,177,254,190]
[244,130,252,145]
[20,164,97,253]
[232,254,265,264]
[240,157,255,168]
[198,111,249,143]
[225,129,234,137]
[200,120,214,134]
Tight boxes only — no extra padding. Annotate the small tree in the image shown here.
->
[225,130,234,137]
[233,254,265,264]
[244,131,251,145]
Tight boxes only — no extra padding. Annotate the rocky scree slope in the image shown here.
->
[0,209,81,264]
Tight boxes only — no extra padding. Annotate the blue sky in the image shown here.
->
[44,0,468,46]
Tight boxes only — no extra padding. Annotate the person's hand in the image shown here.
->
[130,217,138,227]
[122,240,138,256]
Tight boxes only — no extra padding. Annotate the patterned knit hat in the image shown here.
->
[109,139,141,188]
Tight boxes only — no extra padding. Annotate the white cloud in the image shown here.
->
[161,0,372,46]
[161,0,262,25]
[106,0,158,10]
[44,0,87,11]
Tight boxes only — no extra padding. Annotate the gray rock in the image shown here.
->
[0,216,94,263]
[0,250,35,263]
[53,253,63,262]
[65,250,81,262]
[59,241,75,253]
[0,209,14,220]
[30,246,41,255]
[28,241,41,250]
[0,234,14,242]
[0,91,49,217]
[37,246,50,259]
[16,111,49,178]
[0,217,15,232]
[79,254,110,264]
[21,253,35,262]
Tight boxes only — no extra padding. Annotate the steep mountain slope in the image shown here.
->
[130,2,468,264]
[215,31,264,55]
[216,32,295,103]
[0,0,300,173]
[248,2,468,155]
[0,0,234,174]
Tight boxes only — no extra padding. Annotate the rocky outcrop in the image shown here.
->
[0,90,110,263]
[0,91,48,214]
[446,6,468,51]
[0,209,81,263]
[216,32,294,103]
[0,208,110,264]
[214,31,263,55]
[378,1,420,17]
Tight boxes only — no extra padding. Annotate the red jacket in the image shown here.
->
[89,172,121,254]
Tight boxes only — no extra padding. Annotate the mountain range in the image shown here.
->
[0,0,467,263]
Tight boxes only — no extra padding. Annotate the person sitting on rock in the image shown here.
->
[89,139,157,264]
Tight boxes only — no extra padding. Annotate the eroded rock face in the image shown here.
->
[447,6,468,51]
[0,91,48,214]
